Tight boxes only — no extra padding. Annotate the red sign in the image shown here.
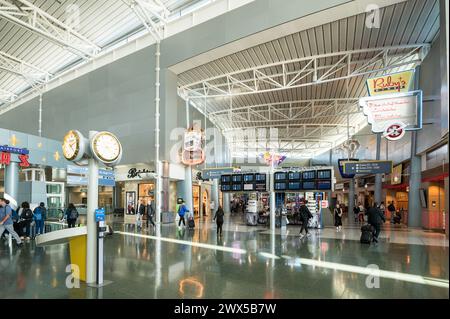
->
[1,152,11,165]
[0,152,30,168]
[19,154,30,168]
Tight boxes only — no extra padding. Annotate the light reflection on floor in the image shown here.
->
[0,215,448,299]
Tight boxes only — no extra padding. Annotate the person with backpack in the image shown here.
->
[33,202,47,235]
[146,200,155,228]
[298,201,313,239]
[353,205,359,223]
[0,198,23,247]
[367,202,386,243]
[64,203,79,228]
[213,206,225,237]
[177,201,189,228]
[334,204,343,231]
[18,202,34,239]
[387,201,396,223]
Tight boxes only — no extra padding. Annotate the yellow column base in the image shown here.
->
[69,235,87,282]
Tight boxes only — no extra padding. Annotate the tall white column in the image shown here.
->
[184,166,194,214]
[154,41,162,225]
[4,162,19,209]
[86,131,99,284]
[270,163,276,232]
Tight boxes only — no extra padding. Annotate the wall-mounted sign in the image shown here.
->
[0,145,30,168]
[359,90,423,133]
[366,70,415,96]
[182,128,205,166]
[334,183,344,190]
[343,160,393,175]
[391,164,403,185]
[127,167,154,179]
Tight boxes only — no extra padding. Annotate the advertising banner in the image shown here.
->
[359,90,422,133]
[366,70,415,96]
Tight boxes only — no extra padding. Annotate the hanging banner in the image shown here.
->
[181,128,205,166]
[260,152,286,166]
[359,90,422,133]
[366,70,415,96]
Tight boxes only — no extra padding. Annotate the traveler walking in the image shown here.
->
[33,202,47,235]
[367,202,386,243]
[387,201,396,223]
[0,198,23,247]
[353,205,359,223]
[137,200,146,229]
[214,206,225,237]
[146,200,155,228]
[334,204,343,231]
[177,201,189,228]
[19,202,33,239]
[358,202,365,223]
[64,203,79,228]
[298,201,313,239]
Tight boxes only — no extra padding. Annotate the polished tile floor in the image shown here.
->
[0,215,448,299]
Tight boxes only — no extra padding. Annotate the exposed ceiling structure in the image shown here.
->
[177,0,440,159]
[0,0,217,105]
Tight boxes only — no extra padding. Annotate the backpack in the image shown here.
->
[69,208,78,220]
[23,208,33,220]
[178,205,186,217]
[34,207,42,221]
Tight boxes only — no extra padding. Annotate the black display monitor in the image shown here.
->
[316,180,332,190]
[232,174,243,182]
[288,182,301,190]
[302,170,316,180]
[275,182,287,191]
[221,184,231,192]
[302,181,316,190]
[255,173,266,182]
[243,174,254,182]
[221,175,231,183]
[274,172,287,181]
[232,184,243,191]
[317,169,332,180]
[288,172,301,180]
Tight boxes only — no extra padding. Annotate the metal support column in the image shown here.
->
[374,133,382,205]
[87,131,99,284]
[4,162,19,209]
[327,147,333,201]
[269,160,276,233]
[348,178,355,216]
[408,131,422,227]
[154,41,162,225]
[184,99,193,214]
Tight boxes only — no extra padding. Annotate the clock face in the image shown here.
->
[92,132,122,163]
[62,130,80,161]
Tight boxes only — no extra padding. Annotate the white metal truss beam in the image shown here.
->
[0,51,51,88]
[0,88,16,103]
[178,44,430,99]
[0,0,100,58]
[123,0,170,41]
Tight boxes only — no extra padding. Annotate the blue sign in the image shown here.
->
[0,145,29,155]
[67,165,115,186]
[95,208,105,222]
[202,167,234,179]
[344,160,393,175]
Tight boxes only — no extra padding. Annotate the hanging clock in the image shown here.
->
[90,131,122,166]
[62,130,87,162]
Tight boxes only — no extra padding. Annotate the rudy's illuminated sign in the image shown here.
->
[0,145,30,167]
[366,70,414,96]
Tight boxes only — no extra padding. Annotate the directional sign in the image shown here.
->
[343,160,393,175]
[202,167,234,179]
[95,208,105,222]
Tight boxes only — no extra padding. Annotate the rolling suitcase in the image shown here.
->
[188,216,195,229]
[360,224,373,244]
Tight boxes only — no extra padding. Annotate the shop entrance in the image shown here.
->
[202,190,209,216]
[193,185,200,218]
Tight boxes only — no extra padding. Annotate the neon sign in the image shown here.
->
[0,145,30,168]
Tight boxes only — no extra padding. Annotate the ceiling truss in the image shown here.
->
[0,0,100,58]
[178,44,430,99]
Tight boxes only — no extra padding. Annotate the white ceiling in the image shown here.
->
[177,0,440,158]
[0,0,207,102]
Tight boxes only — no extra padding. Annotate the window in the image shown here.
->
[426,144,448,170]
